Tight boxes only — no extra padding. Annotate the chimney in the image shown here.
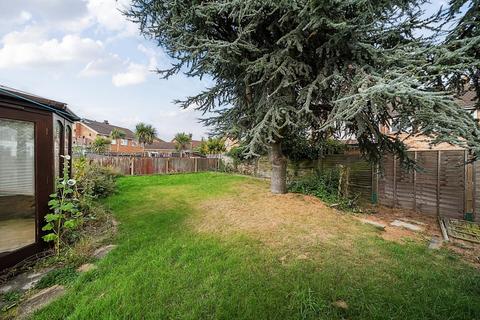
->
[103,120,109,124]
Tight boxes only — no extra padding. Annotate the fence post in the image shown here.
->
[371,163,378,204]
[130,157,134,176]
[194,157,198,172]
[465,150,474,221]
[393,155,397,208]
[413,151,417,212]
[166,158,169,174]
[473,158,477,221]
[436,150,441,217]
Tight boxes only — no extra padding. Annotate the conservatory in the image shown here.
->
[0,86,79,271]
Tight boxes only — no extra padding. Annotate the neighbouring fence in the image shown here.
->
[378,150,476,221]
[85,154,220,175]
[233,150,477,222]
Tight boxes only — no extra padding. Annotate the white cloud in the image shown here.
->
[112,62,149,87]
[86,0,137,36]
[79,53,123,77]
[110,44,159,86]
[0,27,104,69]
[19,11,32,23]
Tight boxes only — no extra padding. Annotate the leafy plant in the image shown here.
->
[42,155,82,255]
[174,132,192,157]
[90,136,111,154]
[110,128,126,154]
[288,169,359,211]
[73,157,118,200]
[196,137,227,155]
[135,122,157,147]
[2,291,21,304]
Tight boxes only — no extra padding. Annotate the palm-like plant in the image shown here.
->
[174,132,192,157]
[206,137,226,154]
[91,136,111,154]
[135,123,157,154]
[110,128,126,155]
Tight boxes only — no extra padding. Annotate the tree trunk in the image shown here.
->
[270,142,287,194]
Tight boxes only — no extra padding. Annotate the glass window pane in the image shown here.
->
[0,118,36,254]
[54,121,64,177]
[65,125,72,156]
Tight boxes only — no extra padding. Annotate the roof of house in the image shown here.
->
[81,119,136,139]
[392,133,465,151]
[145,139,177,150]
[191,140,202,148]
[0,85,79,121]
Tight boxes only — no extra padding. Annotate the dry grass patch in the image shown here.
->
[191,179,376,260]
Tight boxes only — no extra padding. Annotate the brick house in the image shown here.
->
[338,90,479,150]
[73,119,143,154]
[144,138,177,156]
[144,138,204,156]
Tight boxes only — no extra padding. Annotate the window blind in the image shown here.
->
[0,119,35,196]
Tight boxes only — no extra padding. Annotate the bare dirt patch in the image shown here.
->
[191,180,373,260]
[191,179,480,266]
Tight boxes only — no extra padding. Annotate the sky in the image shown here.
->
[0,1,448,141]
[0,0,211,141]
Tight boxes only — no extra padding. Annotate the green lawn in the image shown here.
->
[33,173,480,319]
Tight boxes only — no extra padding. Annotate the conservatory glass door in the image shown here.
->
[0,118,36,255]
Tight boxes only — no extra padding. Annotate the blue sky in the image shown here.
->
[0,1,447,140]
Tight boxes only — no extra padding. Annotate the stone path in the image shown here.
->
[92,244,117,259]
[16,285,65,319]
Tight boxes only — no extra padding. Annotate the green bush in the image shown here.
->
[73,157,118,199]
[288,168,358,211]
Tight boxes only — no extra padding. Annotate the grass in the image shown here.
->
[32,173,480,319]
[34,267,79,290]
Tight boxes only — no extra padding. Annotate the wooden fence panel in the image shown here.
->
[133,157,154,175]
[439,151,465,219]
[378,154,395,207]
[152,158,168,174]
[415,151,438,215]
[84,155,218,176]
[474,161,480,222]
[394,152,415,210]
[169,158,195,173]
[321,154,372,202]
[207,158,219,171]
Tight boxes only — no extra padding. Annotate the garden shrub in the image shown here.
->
[288,168,359,211]
[72,156,118,237]
[73,157,118,199]
[40,157,118,260]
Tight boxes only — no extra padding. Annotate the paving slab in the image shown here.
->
[359,218,386,230]
[76,263,97,273]
[428,237,443,250]
[16,285,65,319]
[390,220,424,232]
[0,268,52,294]
[92,244,117,259]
